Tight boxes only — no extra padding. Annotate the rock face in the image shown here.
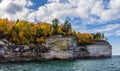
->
[75,43,112,58]
[0,36,112,62]
[86,42,112,58]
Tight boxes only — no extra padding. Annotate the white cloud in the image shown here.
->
[31,0,120,24]
[91,1,104,17]
[116,30,120,36]
[100,0,120,22]
[0,0,120,36]
[88,23,120,36]
[93,24,120,32]
[0,0,33,21]
[1,0,120,23]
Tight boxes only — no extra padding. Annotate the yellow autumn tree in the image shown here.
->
[0,18,105,45]
[57,25,64,35]
[76,33,94,45]
[40,22,54,37]
[0,18,12,38]
[11,20,33,44]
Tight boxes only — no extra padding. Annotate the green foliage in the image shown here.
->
[52,18,59,35]
[62,21,72,36]
[92,32,105,41]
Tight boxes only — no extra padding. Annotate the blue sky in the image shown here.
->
[0,0,120,55]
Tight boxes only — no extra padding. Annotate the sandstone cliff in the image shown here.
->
[0,36,112,62]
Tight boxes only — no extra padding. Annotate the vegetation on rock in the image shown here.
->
[0,18,105,45]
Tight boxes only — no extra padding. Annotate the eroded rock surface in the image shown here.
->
[0,36,112,62]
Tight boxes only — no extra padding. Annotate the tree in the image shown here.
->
[57,25,64,35]
[92,32,105,41]
[102,33,104,39]
[40,22,54,37]
[30,24,37,37]
[62,21,72,35]
[52,18,59,25]
[0,18,107,45]
[52,18,59,35]
[35,24,42,37]
[0,18,12,38]
[76,33,94,45]
[10,31,19,44]
[16,19,19,23]
[11,20,33,44]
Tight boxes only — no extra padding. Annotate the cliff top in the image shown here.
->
[0,18,107,45]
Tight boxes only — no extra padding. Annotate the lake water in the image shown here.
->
[0,56,120,71]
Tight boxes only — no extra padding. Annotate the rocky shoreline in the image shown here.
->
[0,36,112,62]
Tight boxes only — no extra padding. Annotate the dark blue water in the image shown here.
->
[0,56,120,71]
